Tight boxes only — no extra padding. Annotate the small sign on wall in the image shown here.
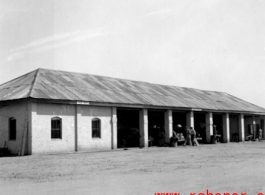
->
[191,108,202,111]
[77,101,90,105]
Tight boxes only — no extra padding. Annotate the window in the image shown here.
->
[51,117,62,139]
[92,118,101,138]
[9,117,16,140]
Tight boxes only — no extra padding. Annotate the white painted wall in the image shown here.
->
[77,105,112,151]
[31,103,112,154]
[31,102,75,154]
[0,101,29,155]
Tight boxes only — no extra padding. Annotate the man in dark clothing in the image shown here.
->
[190,127,199,146]
[183,127,192,146]
[259,129,263,141]
[170,130,178,147]
[158,130,165,147]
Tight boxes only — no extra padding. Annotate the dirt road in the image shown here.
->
[0,142,265,195]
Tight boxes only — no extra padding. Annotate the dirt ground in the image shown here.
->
[0,142,265,195]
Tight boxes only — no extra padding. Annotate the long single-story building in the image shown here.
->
[0,68,265,155]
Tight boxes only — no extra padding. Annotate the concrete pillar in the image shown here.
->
[74,105,78,151]
[111,107,117,149]
[139,109,148,148]
[206,112,213,144]
[186,111,194,128]
[238,114,245,142]
[75,105,82,151]
[222,113,230,143]
[164,110,173,143]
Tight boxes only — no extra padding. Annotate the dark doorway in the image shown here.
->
[256,124,260,139]
[260,119,264,139]
[229,114,239,142]
[148,110,165,146]
[173,112,186,134]
[213,114,223,142]
[254,116,261,139]
[244,115,253,141]
[117,109,140,148]
[194,112,206,143]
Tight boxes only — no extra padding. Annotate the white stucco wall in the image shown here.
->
[31,102,76,154]
[31,103,112,154]
[0,101,29,155]
[77,105,112,151]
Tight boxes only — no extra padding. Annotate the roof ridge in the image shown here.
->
[28,68,41,97]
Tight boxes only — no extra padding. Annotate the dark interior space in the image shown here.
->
[229,114,239,142]
[260,119,264,138]
[148,110,165,146]
[255,116,262,139]
[256,124,260,139]
[194,112,206,143]
[244,115,253,141]
[117,109,140,148]
[244,116,263,140]
[172,112,186,133]
[213,114,223,142]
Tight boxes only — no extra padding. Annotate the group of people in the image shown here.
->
[148,126,167,147]
[171,126,199,146]
[183,126,199,146]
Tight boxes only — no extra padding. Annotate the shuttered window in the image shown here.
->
[9,117,16,140]
[51,117,62,139]
[92,118,101,138]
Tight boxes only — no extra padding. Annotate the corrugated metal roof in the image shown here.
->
[0,68,265,114]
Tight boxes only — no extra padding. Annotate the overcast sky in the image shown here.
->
[1,0,265,108]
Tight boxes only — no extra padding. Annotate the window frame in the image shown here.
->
[9,117,16,141]
[51,117,62,139]
[92,118,101,138]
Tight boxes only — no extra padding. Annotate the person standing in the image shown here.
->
[172,130,178,142]
[158,129,165,147]
[170,130,178,147]
[259,128,263,141]
[183,126,192,146]
[190,127,199,146]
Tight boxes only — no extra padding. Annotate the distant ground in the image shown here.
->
[0,141,265,195]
